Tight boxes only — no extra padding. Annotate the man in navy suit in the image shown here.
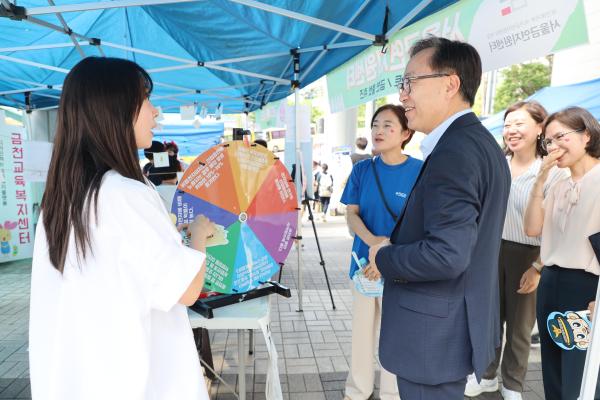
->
[366,37,510,399]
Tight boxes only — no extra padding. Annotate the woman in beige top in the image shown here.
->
[524,106,600,400]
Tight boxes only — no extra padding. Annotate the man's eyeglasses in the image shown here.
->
[399,73,450,94]
[543,128,585,148]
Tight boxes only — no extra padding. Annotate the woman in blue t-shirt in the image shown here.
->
[340,104,423,400]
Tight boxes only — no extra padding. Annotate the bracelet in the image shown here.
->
[532,261,543,272]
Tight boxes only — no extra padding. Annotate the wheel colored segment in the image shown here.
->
[203,221,242,293]
[171,191,238,228]
[230,223,280,293]
[226,142,277,211]
[247,211,297,264]
[178,144,241,214]
[246,160,298,217]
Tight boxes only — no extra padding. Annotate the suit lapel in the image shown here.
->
[391,155,430,236]
[389,112,482,240]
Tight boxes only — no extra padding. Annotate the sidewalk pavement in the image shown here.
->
[0,215,544,399]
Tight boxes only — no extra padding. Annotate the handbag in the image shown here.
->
[319,173,333,197]
[371,158,397,221]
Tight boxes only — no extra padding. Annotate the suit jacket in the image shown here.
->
[375,112,510,385]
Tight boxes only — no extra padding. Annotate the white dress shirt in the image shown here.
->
[419,108,472,160]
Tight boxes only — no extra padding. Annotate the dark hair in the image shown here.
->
[41,57,153,272]
[321,163,329,173]
[254,139,268,148]
[144,140,165,161]
[355,137,368,150]
[503,100,548,157]
[370,104,415,149]
[543,106,600,158]
[164,140,179,154]
[410,36,482,106]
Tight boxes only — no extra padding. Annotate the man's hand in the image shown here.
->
[516,266,541,294]
[367,239,390,280]
[589,301,596,321]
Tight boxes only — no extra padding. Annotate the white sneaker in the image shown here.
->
[464,373,499,397]
[501,385,523,400]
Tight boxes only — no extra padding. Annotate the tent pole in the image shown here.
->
[151,91,261,105]
[0,86,59,96]
[0,76,51,87]
[292,50,303,312]
[228,0,375,42]
[386,0,432,38]
[203,82,266,92]
[0,42,87,52]
[0,54,69,73]
[47,0,86,58]
[205,52,289,66]
[262,58,293,105]
[25,0,198,15]
[297,40,371,54]
[206,64,291,85]
[299,0,371,81]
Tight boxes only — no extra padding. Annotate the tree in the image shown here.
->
[310,104,324,125]
[493,62,550,113]
[472,85,485,117]
[357,103,366,128]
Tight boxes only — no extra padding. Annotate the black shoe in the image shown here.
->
[531,333,541,348]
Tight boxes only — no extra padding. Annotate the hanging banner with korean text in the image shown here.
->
[326,0,588,113]
[253,98,288,131]
[0,120,34,262]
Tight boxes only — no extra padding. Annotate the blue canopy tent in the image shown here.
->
[482,76,600,137]
[0,0,459,311]
[153,122,224,156]
[0,0,457,113]
[137,121,224,159]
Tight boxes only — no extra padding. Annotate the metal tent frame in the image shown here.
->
[0,0,449,312]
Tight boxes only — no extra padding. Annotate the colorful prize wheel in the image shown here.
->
[171,141,298,294]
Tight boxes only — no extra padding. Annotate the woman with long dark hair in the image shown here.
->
[29,57,215,400]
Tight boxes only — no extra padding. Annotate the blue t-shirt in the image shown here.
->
[340,155,423,278]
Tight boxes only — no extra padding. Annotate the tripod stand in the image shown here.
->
[281,195,336,310]
[306,196,336,309]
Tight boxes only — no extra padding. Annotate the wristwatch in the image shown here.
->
[532,261,543,272]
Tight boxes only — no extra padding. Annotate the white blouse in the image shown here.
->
[29,171,208,400]
[541,163,600,275]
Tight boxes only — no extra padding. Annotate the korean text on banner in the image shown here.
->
[254,98,287,132]
[326,0,588,113]
[0,122,35,262]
